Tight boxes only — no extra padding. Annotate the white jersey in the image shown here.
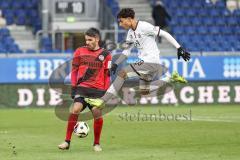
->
[122,21,181,64]
[122,21,161,64]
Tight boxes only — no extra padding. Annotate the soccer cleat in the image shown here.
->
[93,144,102,152]
[58,142,70,150]
[84,98,104,107]
[170,71,188,83]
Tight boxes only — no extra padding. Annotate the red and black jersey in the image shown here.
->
[71,47,111,90]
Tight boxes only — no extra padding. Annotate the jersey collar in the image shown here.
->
[132,20,139,31]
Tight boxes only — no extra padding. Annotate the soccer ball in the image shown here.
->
[73,122,90,138]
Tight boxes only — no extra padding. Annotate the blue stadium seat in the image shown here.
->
[181,17,190,26]
[215,17,226,26]
[0,43,6,51]
[185,43,197,52]
[192,0,204,8]
[177,35,190,44]
[233,9,240,17]
[12,1,24,9]
[41,37,52,49]
[204,35,215,43]
[209,9,221,17]
[219,41,232,51]
[27,9,38,18]
[209,26,220,34]
[233,26,240,34]
[0,1,11,9]
[172,27,185,35]
[215,0,226,8]
[181,0,190,8]
[186,9,197,17]
[196,41,205,49]
[186,26,196,34]
[16,16,26,25]
[203,17,214,26]
[208,42,220,51]
[232,41,240,51]
[8,44,22,53]
[169,18,179,26]
[198,26,208,34]
[175,9,185,17]
[25,0,38,9]
[4,36,14,45]
[227,17,238,26]
[167,1,180,8]
[221,26,233,34]
[0,28,10,37]
[192,17,202,26]
[222,9,231,16]
[198,9,209,17]
[14,9,26,17]
[190,35,203,44]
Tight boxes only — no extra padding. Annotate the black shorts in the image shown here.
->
[74,96,93,111]
[73,86,106,111]
[75,86,106,98]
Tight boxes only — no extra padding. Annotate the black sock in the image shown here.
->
[65,140,71,145]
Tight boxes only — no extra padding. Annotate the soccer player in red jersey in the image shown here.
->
[58,28,112,152]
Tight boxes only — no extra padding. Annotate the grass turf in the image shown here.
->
[0,105,240,160]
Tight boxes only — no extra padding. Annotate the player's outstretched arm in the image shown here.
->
[159,30,190,61]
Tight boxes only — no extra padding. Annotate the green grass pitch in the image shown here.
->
[0,105,240,160]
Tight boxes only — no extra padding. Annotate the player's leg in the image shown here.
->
[139,78,151,95]
[58,96,86,150]
[136,63,163,95]
[144,71,187,95]
[90,106,103,152]
[85,67,130,107]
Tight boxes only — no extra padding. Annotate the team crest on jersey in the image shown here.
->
[130,35,133,39]
[98,55,104,61]
[138,33,141,38]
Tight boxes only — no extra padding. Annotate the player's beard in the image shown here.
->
[87,43,96,50]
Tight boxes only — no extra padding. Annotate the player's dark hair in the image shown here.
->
[85,28,101,40]
[117,8,135,19]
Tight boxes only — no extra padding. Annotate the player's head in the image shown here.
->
[85,28,101,50]
[117,8,135,30]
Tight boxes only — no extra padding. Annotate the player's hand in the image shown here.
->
[177,47,191,61]
[71,86,77,99]
[111,64,118,74]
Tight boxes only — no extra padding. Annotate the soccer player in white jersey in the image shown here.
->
[85,8,190,107]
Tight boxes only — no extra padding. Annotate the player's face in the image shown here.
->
[118,18,132,29]
[85,35,99,50]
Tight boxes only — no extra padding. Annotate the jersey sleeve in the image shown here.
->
[104,54,112,89]
[71,49,80,87]
[159,29,181,48]
[142,21,160,37]
[103,53,112,69]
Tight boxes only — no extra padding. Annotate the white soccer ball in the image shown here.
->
[73,122,90,138]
